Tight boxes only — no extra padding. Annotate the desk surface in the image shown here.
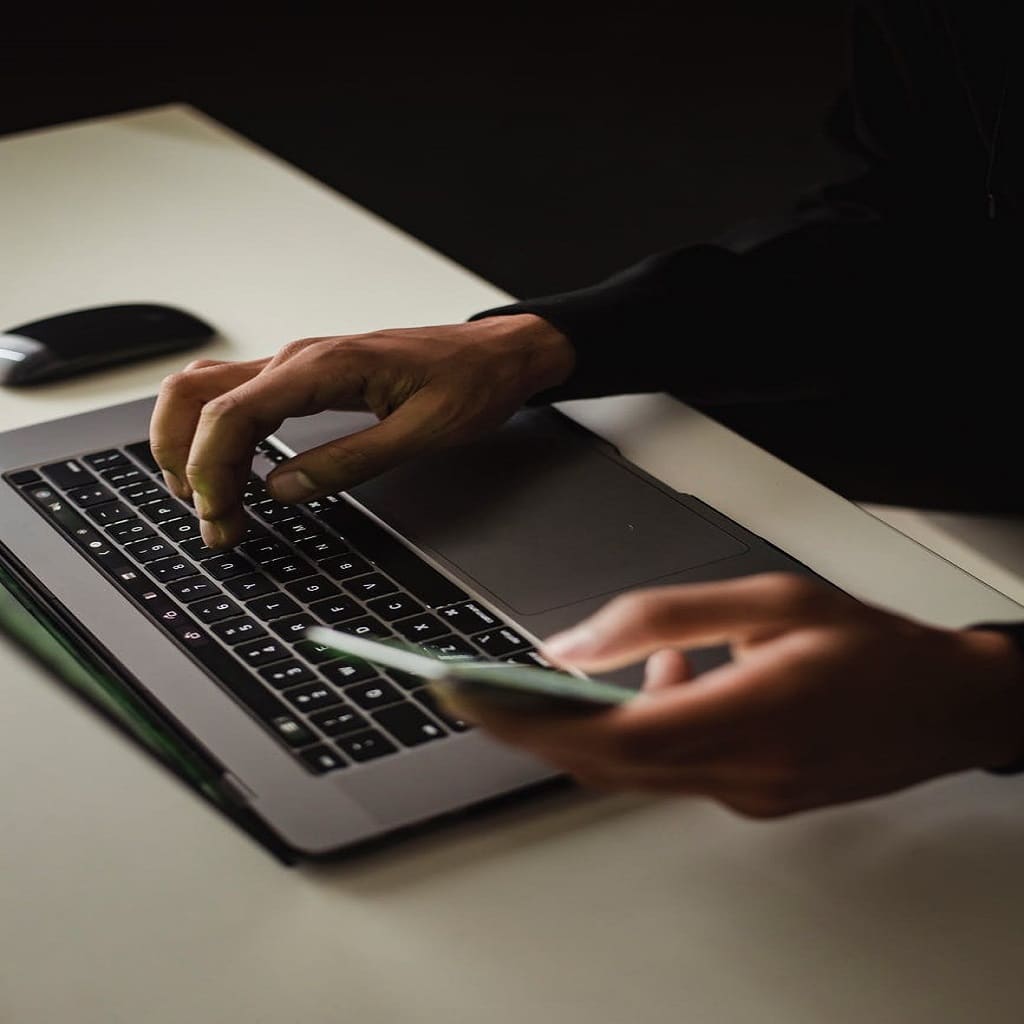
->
[3,105,1024,1024]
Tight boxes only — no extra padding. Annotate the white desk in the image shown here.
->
[4,104,1024,1024]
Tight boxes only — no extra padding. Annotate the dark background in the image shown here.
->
[1,3,850,301]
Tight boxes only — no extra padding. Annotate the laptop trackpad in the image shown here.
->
[340,409,748,616]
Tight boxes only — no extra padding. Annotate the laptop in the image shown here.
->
[0,397,819,858]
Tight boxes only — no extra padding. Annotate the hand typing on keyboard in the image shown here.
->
[148,315,574,549]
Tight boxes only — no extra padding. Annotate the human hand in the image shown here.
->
[149,314,573,548]
[435,574,1024,818]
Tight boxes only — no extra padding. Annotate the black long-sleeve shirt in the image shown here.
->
[472,1,1024,511]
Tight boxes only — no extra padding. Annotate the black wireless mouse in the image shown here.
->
[0,303,216,386]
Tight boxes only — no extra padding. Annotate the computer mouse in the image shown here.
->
[0,303,216,386]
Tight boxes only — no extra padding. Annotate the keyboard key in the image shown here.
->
[413,686,472,732]
[331,615,390,640]
[251,499,295,524]
[41,460,94,490]
[293,639,341,665]
[317,501,466,607]
[472,626,531,657]
[367,593,423,622]
[123,442,160,473]
[126,537,178,562]
[67,483,115,508]
[167,577,221,603]
[344,572,397,600]
[107,518,155,544]
[307,595,361,624]
[276,516,318,541]
[264,556,316,583]
[192,597,243,623]
[344,678,404,710]
[373,703,447,746]
[239,537,290,564]
[283,683,340,713]
[245,594,300,620]
[320,554,371,580]
[435,601,500,634]
[87,502,134,526]
[235,637,291,667]
[272,716,316,748]
[7,469,42,486]
[271,613,320,641]
[223,573,276,600]
[422,634,478,660]
[147,556,198,584]
[84,449,130,471]
[285,576,340,602]
[138,497,190,524]
[295,534,349,560]
[211,616,266,644]
[506,649,555,669]
[101,465,145,489]
[205,554,254,581]
[319,657,377,685]
[120,480,165,505]
[260,660,316,688]
[309,704,369,737]
[241,479,268,505]
[180,536,221,561]
[298,744,347,774]
[394,614,448,642]
[159,517,203,542]
[336,728,398,762]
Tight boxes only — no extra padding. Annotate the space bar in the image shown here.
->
[317,501,466,608]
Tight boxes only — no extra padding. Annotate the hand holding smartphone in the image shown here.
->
[304,626,637,713]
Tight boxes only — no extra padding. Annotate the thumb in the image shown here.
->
[266,389,448,502]
[540,574,828,673]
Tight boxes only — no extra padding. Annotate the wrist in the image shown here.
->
[474,313,575,396]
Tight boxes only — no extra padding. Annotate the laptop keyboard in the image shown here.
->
[6,441,551,775]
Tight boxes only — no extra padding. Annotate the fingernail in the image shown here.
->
[541,626,601,661]
[163,470,190,499]
[200,519,225,549]
[193,492,212,520]
[269,470,316,504]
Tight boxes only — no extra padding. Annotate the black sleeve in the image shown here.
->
[469,0,1020,409]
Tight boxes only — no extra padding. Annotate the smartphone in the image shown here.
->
[304,626,638,712]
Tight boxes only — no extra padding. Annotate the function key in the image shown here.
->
[435,601,500,634]
[298,744,348,774]
[336,728,398,763]
[7,469,42,486]
[84,449,130,471]
[309,704,368,737]
[271,716,316,748]
[100,465,145,489]
[295,534,349,560]
[124,442,160,473]
[260,660,316,688]
[472,626,531,657]
[372,702,446,746]
[394,614,448,643]
[367,593,423,622]
[41,460,94,490]
[67,483,115,508]
[167,577,221,603]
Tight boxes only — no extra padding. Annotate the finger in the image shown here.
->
[150,359,267,499]
[540,573,838,672]
[266,387,457,503]
[642,648,691,693]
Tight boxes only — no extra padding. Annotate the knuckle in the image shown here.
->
[277,337,321,361]
[202,393,243,420]
[183,358,222,372]
[158,370,193,396]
